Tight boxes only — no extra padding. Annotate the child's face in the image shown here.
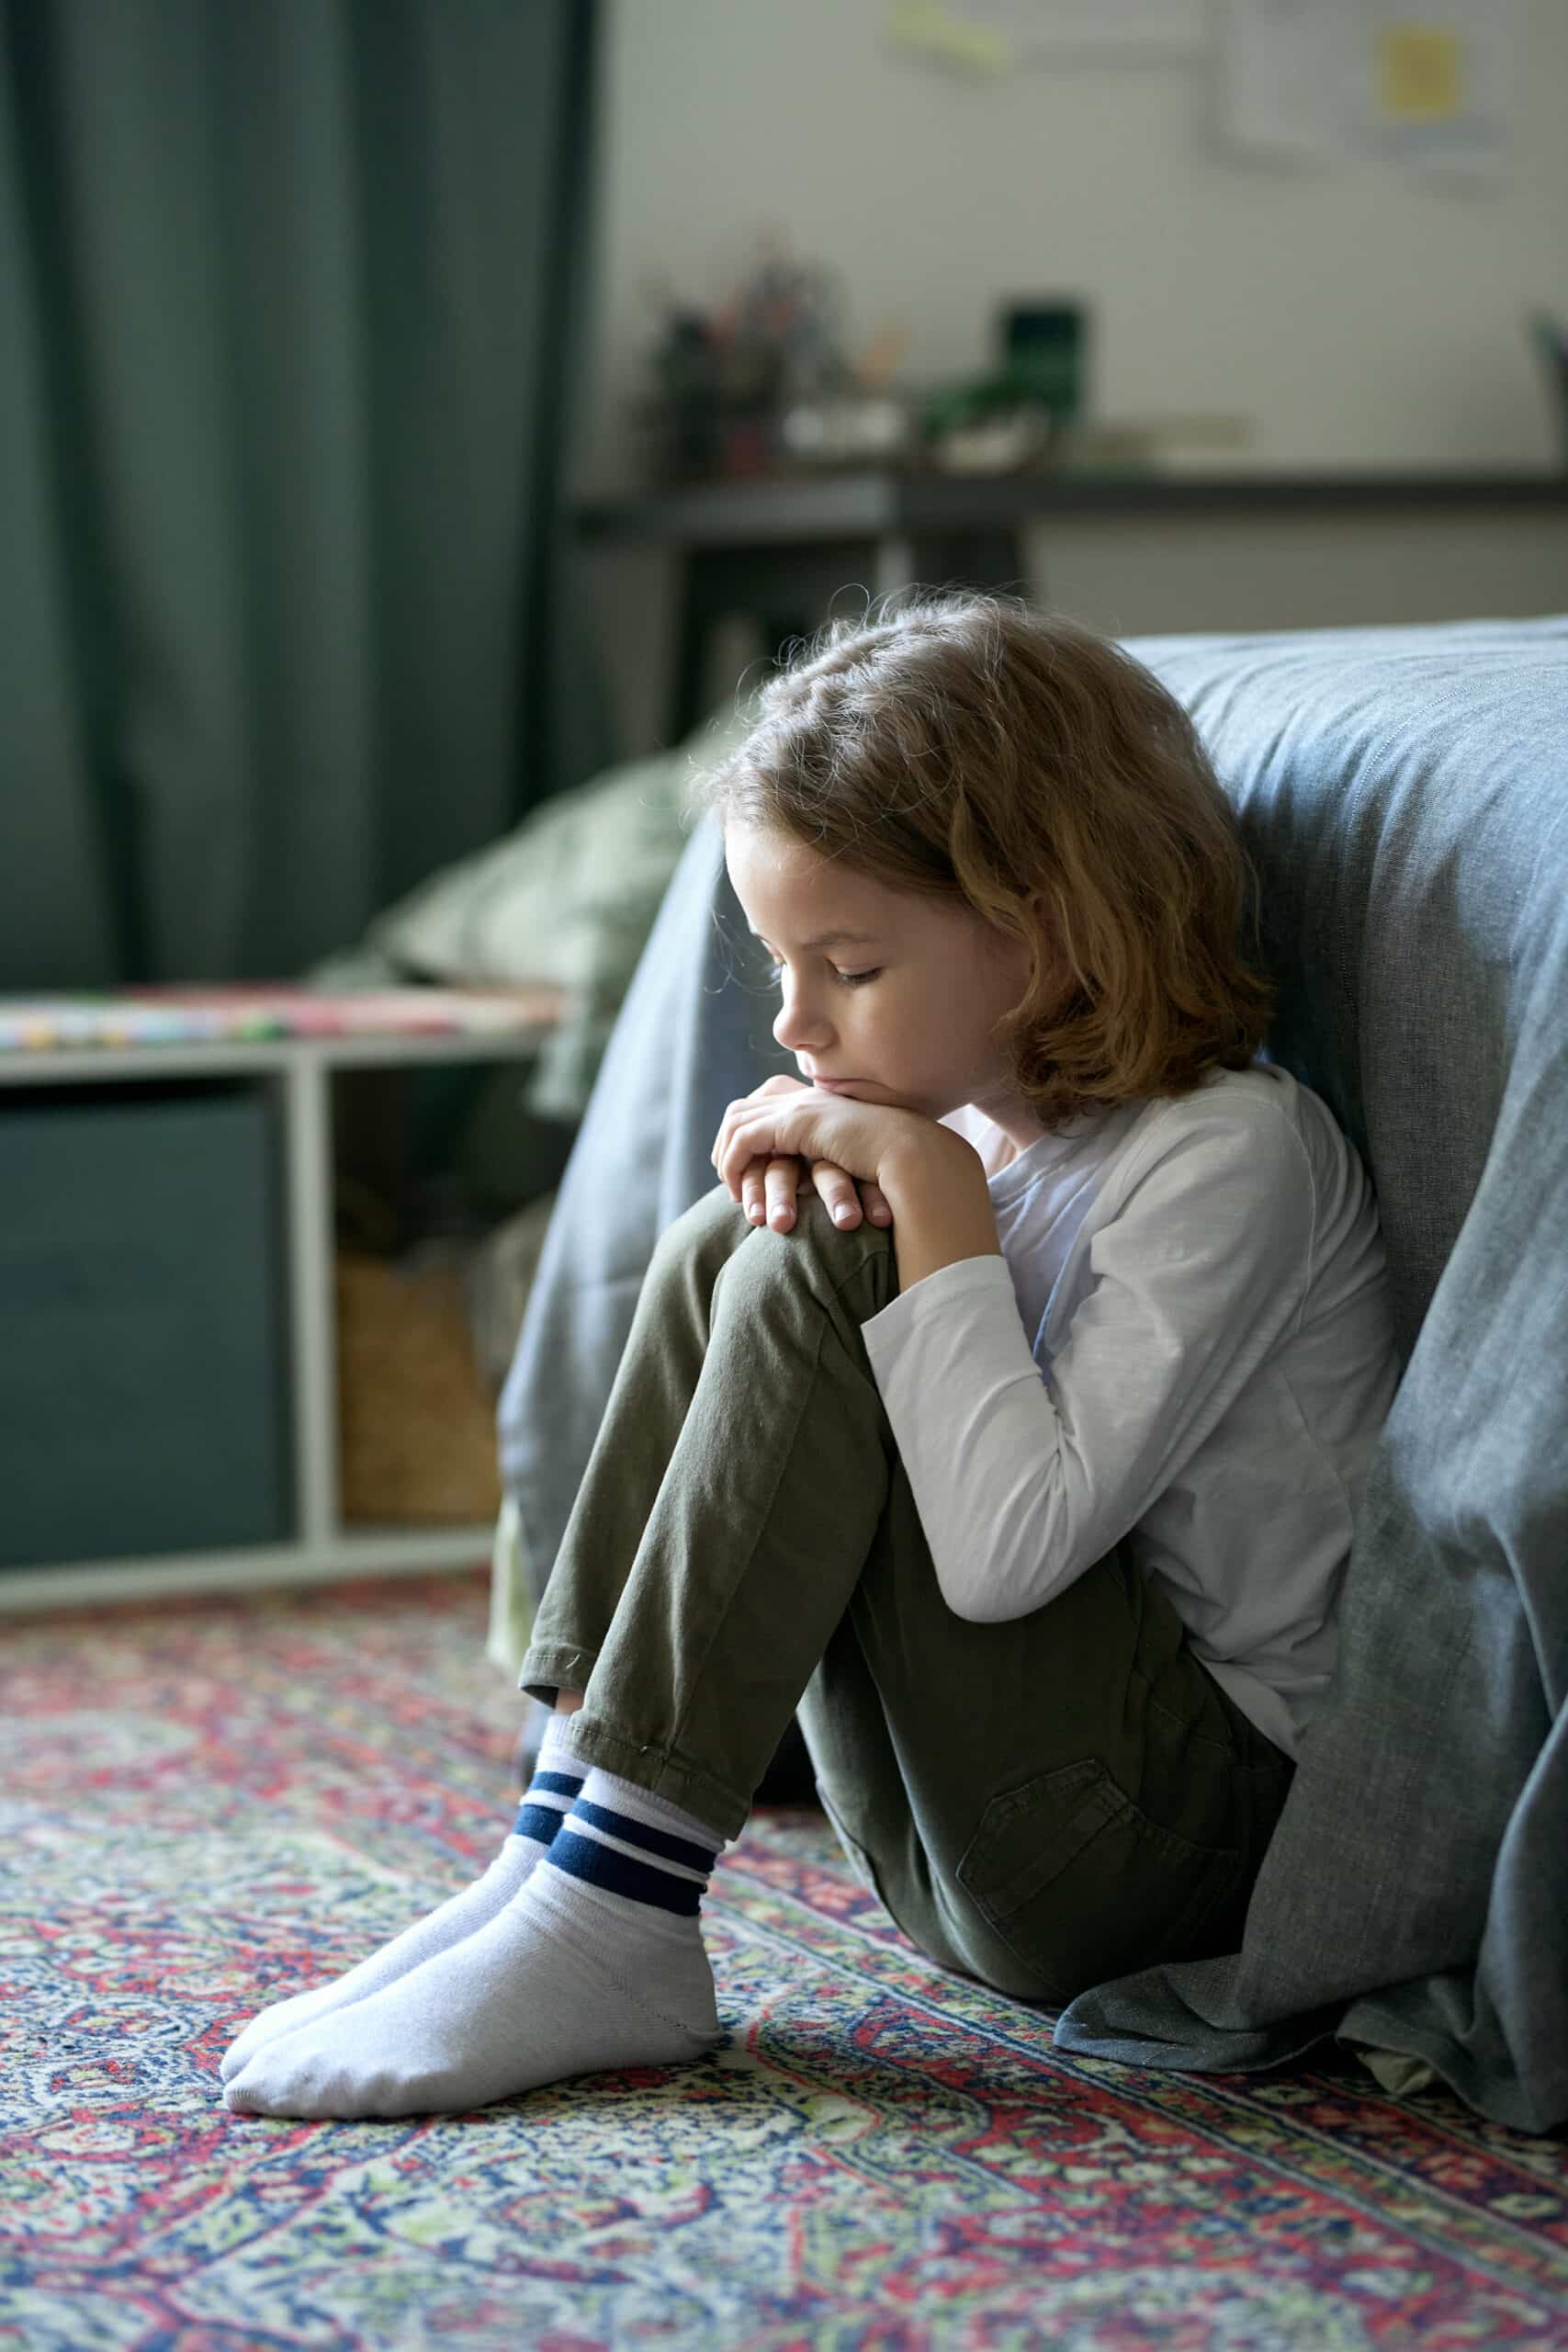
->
[725,821,1039,1125]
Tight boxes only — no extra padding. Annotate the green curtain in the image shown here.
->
[0,0,606,987]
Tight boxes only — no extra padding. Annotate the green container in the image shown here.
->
[0,1080,290,1567]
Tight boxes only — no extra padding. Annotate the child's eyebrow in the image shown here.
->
[748,927,883,951]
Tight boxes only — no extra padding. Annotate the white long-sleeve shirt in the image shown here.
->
[860,1062,1402,1761]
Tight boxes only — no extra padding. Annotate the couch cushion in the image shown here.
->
[1055,616,1568,2129]
[1122,616,1568,1362]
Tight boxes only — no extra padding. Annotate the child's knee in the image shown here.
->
[684,1179,749,1241]
[780,1189,850,1247]
[648,1182,751,1282]
[652,1182,893,1314]
[721,1187,897,1314]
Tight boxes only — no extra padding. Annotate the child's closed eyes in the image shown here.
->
[766,960,882,990]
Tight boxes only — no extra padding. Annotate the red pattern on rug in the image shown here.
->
[2,1572,1565,2351]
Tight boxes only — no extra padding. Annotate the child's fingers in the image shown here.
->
[861,1180,894,1227]
[809,1161,863,1227]
[764,1155,802,1229]
[744,1155,893,1233]
[713,1077,812,1187]
[740,1159,769,1222]
[740,1154,801,1229]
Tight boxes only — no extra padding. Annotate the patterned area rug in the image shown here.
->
[3,1571,1566,2352]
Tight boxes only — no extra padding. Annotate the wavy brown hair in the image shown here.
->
[689,591,1275,1131]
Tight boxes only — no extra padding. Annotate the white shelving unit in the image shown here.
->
[0,1001,560,1611]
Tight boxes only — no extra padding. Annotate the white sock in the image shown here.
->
[219,1710,586,2083]
[223,1762,728,2118]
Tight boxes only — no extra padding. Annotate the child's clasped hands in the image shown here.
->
[713,1074,905,1235]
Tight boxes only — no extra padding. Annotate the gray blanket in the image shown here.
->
[498,614,1568,2133]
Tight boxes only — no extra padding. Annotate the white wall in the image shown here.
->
[577,0,1568,746]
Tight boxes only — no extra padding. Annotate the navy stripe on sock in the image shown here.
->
[568,1798,717,1877]
[513,1768,584,1844]
[514,1801,570,1843]
[548,1827,704,1916]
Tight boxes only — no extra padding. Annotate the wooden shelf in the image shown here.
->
[575,468,1568,549]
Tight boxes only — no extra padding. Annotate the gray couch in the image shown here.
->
[498,613,1568,2134]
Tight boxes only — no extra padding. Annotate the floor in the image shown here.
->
[3,1570,1565,2351]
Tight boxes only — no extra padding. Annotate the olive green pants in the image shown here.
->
[520,1183,1294,2007]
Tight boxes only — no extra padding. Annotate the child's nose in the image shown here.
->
[773,994,829,1054]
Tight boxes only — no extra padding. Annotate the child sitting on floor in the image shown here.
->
[221,593,1400,2120]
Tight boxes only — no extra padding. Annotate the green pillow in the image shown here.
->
[358,705,750,1119]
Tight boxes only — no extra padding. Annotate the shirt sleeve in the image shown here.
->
[859,1102,1316,1623]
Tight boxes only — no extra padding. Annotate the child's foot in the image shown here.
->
[223,1766,728,2118]
[220,1720,585,2082]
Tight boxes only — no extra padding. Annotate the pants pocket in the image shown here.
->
[955,1755,1244,2005]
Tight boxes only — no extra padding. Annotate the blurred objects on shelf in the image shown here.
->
[919,368,1061,471]
[640,232,874,482]
[915,396,1256,475]
[777,317,918,465]
[919,292,1087,473]
[634,240,1254,483]
[778,391,913,466]
[1000,297,1088,424]
[1055,413,1257,474]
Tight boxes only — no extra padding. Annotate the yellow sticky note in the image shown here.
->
[886,4,1010,74]
[1376,24,1465,122]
